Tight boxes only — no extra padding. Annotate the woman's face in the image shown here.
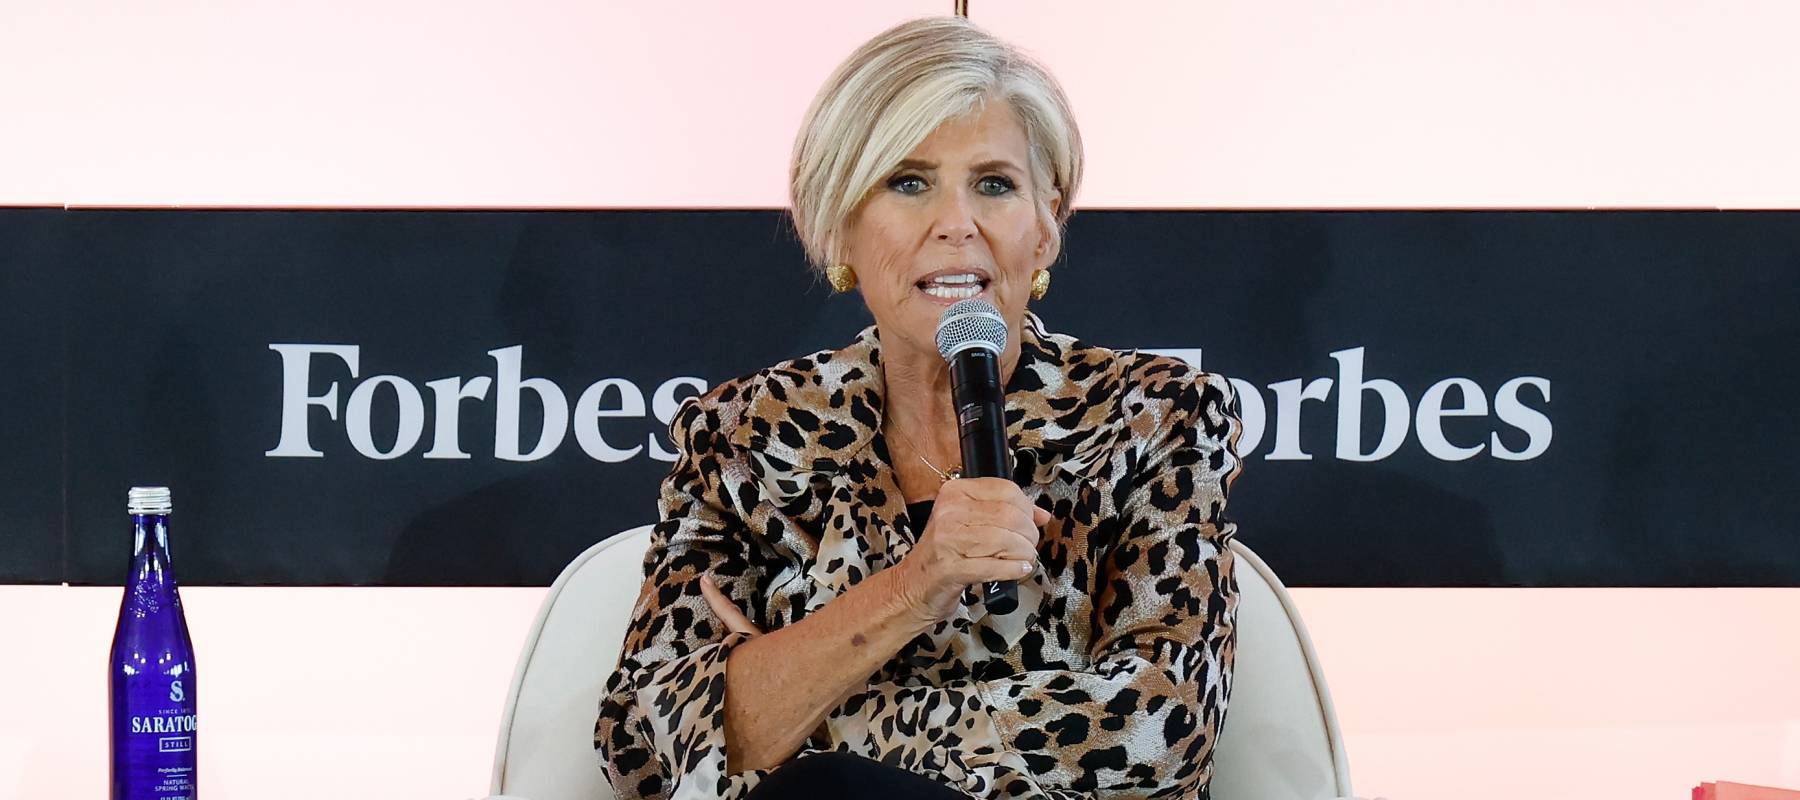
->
[843,99,1060,364]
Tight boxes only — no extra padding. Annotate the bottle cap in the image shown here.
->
[127,487,173,515]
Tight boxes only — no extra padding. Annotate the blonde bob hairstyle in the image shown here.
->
[789,16,1084,274]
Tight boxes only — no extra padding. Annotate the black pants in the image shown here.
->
[744,751,971,799]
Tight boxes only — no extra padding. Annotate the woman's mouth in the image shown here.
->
[916,272,990,302]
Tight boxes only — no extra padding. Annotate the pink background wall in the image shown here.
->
[5,1,1798,209]
[4,2,1798,798]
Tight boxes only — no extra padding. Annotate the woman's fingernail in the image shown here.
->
[1021,561,1034,575]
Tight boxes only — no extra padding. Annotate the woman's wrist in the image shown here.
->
[874,558,940,633]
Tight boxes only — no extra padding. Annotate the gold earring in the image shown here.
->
[1030,268,1051,300]
[826,264,857,293]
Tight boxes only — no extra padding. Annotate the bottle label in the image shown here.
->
[115,672,196,800]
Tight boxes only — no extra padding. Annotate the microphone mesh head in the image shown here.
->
[935,299,1008,362]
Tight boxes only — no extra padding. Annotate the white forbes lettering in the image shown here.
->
[268,343,1549,464]
[1147,347,1552,462]
[265,344,706,463]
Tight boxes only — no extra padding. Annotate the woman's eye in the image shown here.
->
[889,175,927,194]
[978,176,1015,195]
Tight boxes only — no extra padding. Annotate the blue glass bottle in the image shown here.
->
[109,487,198,799]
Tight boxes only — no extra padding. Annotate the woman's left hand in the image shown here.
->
[699,574,764,636]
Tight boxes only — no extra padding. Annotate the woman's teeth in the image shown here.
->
[920,273,986,299]
[922,283,983,299]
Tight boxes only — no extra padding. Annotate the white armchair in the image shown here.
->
[487,525,1354,800]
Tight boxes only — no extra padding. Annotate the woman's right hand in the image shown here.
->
[895,477,1053,624]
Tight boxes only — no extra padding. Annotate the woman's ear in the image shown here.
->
[1036,194,1063,266]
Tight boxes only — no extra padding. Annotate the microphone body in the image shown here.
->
[935,299,1019,610]
[949,348,1009,479]
[948,346,1018,610]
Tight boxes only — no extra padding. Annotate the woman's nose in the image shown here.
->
[931,187,978,244]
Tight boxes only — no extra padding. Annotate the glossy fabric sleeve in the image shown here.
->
[992,368,1242,796]
[594,398,773,800]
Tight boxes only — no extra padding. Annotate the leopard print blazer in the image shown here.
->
[595,312,1244,799]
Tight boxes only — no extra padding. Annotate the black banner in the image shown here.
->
[1,209,66,584]
[4,209,1796,587]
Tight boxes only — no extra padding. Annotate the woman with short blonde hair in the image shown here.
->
[598,16,1241,799]
[789,15,1082,276]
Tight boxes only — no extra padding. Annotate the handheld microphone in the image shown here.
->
[934,299,1019,611]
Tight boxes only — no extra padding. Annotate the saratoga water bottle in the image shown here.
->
[109,487,198,799]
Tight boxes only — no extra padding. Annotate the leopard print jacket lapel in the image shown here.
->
[728,310,1129,484]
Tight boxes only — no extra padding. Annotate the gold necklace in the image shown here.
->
[890,425,962,483]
